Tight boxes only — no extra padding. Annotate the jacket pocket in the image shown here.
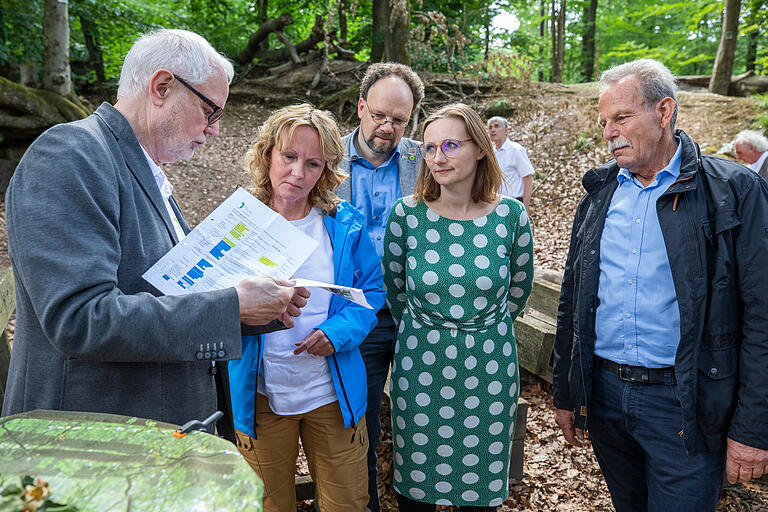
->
[696,346,739,437]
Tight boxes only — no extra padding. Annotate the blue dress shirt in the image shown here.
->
[348,127,402,259]
[594,140,682,368]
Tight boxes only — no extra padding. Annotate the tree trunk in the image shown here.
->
[385,0,410,65]
[42,0,71,96]
[552,0,565,82]
[709,0,741,95]
[259,0,268,24]
[550,0,557,82]
[744,0,759,72]
[236,13,294,65]
[580,0,597,82]
[338,0,347,41]
[20,64,38,88]
[372,0,389,62]
[79,15,105,84]
[539,0,546,81]
[249,15,325,65]
[594,29,601,81]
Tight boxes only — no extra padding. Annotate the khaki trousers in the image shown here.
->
[235,394,369,512]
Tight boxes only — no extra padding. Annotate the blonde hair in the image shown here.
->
[414,103,502,204]
[244,104,347,215]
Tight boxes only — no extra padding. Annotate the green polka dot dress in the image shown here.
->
[382,195,534,507]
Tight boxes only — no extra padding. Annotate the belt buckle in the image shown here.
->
[618,364,648,383]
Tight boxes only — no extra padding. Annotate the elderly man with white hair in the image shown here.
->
[553,58,768,512]
[733,129,768,182]
[2,29,309,434]
[487,115,534,208]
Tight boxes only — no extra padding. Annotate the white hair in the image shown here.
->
[487,116,509,129]
[733,129,768,152]
[117,29,235,100]
[600,58,678,130]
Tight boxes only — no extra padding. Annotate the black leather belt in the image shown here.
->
[596,357,676,385]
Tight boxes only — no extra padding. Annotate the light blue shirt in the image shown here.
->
[348,127,402,259]
[594,140,682,368]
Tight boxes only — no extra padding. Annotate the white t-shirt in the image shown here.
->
[259,207,337,415]
[495,138,534,199]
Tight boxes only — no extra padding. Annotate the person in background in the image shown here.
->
[228,104,385,512]
[335,61,425,512]
[733,129,768,182]
[487,116,534,208]
[383,103,534,511]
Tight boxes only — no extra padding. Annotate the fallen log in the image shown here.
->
[678,71,768,96]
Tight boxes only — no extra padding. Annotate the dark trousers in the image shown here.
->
[359,308,397,512]
[588,366,725,512]
[395,493,497,511]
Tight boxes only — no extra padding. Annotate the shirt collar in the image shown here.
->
[750,150,768,173]
[349,126,401,168]
[495,138,512,152]
[617,136,682,186]
[139,144,174,202]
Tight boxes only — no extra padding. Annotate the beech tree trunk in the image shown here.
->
[580,0,597,82]
[236,13,294,65]
[538,0,546,81]
[709,0,741,95]
[42,0,71,96]
[371,0,389,62]
[551,0,565,82]
[385,0,410,65]
[80,15,105,84]
[339,0,347,41]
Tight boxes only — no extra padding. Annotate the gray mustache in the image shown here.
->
[608,138,632,152]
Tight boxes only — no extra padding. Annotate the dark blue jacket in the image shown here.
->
[553,129,768,454]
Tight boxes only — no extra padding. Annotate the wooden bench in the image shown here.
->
[0,267,16,411]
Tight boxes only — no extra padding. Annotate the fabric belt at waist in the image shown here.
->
[596,356,676,385]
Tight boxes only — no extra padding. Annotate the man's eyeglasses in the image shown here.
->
[364,103,408,129]
[173,74,223,126]
[419,139,474,160]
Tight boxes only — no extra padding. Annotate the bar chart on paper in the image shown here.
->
[142,188,318,296]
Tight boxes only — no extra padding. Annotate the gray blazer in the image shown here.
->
[3,103,242,426]
[335,131,422,202]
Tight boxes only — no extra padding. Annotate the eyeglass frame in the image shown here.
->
[419,138,474,160]
[362,101,409,129]
[173,74,223,126]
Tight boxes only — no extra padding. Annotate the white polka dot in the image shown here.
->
[465,334,475,348]
[437,444,453,457]
[394,469,402,482]
[516,252,530,266]
[464,396,480,409]
[462,472,479,484]
[510,382,518,398]
[497,245,507,258]
[486,360,499,374]
[483,339,495,354]
[489,441,504,454]
[449,223,464,236]
[406,276,415,290]
[475,255,490,269]
[403,196,416,207]
[445,345,457,359]
[496,224,508,238]
[410,470,426,482]
[449,284,465,298]
[426,330,439,344]
[406,214,418,228]
[390,222,402,237]
[449,243,464,257]
[413,433,429,445]
[404,336,416,350]
[412,452,426,464]
[389,261,402,273]
[440,386,455,399]
[488,381,503,395]
[396,452,404,465]
[489,461,504,473]
[490,498,504,507]
[489,421,504,435]
[473,296,488,310]
[426,208,439,222]
[497,323,508,336]
[473,216,487,227]
[465,356,477,370]
[510,286,524,298]
[509,302,518,313]
[394,202,406,217]
[499,266,508,279]
[423,271,439,285]
[436,499,451,506]
[496,203,510,217]
[401,356,413,370]
[398,377,409,391]
[388,243,402,257]
[489,401,504,415]
[465,376,479,389]
[464,416,480,428]
[425,292,440,305]
[426,229,440,243]
[518,231,531,247]
[436,463,452,475]
[439,406,455,419]
[507,362,517,377]
[409,488,426,500]
[395,434,404,448]
[442,366,456,379]
[462,490,479,502]
[416,392,431,406]
[513,270,527,282]
[418,372,432,386]
[502,342,512,356]
[435,482,452,493]
[438,426,454,438]
[422,351,436,365]
[473,234,488,248]
[463,453,479,466]
[489,479,504,492]
[449,264,466,277]
[397,397,407,410]
[424,250,440,264]
[450,305,464,318]
[396,415,406,429]
[519,209,529,226]
[476,276,492,290]
[393,278,404,289]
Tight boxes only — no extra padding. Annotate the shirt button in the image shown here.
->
[628,345,632,349]
[635,218,641,223]
[374,192,380,196]
[377,236,382,240]
[626,313,631,318]
[632,249,638,254]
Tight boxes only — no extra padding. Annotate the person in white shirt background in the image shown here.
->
[487,115,534,208]
[733,129,768,183]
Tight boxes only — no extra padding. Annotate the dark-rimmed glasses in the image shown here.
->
[364,102,409,129]
[419,139,473,160]
[173,74,223,126]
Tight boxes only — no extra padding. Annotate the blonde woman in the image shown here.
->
[228,104,385,512]
[382,103,534,511]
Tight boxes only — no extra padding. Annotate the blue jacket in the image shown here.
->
[228,200,385,438]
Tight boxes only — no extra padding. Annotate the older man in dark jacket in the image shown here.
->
[553,58,768,512]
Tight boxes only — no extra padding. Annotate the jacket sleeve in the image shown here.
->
[552,196,588,410]
[727,175,768,449]
[382,199,408,325]
[316,222,385,354]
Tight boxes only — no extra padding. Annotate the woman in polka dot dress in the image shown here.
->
[382,103,534,511]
